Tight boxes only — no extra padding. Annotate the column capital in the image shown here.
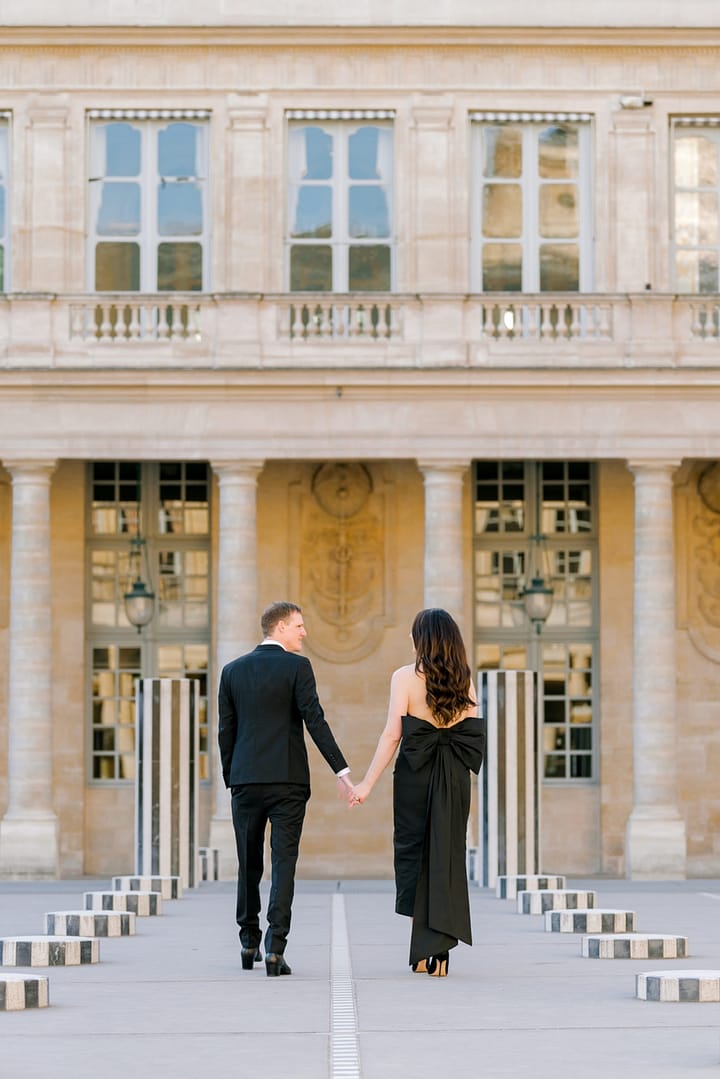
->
[210,459,264,482]
[3,459,57,480]
[627,459,682,476]
[417,460,469,476]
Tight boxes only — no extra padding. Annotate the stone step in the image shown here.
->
[545,909,637,934]
[198,847,219,881]
[496,875,566,900]
[583,934,689,960]
[112,875,182,900]
[44,911,136,938]
[636,970,720,1002]
[84,891,162,916]
[0,936,99,967]
[517,889,596,914]
[0,974,50,1010]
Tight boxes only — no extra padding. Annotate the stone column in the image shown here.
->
[0,460,58,878]
[208,460,264,878]
[625,461,686,879]
[418,462,468,621]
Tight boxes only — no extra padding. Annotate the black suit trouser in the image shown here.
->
[231,782,310,956]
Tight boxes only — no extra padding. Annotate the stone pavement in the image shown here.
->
[1,877,720,1079]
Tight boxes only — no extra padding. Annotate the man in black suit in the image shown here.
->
[218,600,353,976]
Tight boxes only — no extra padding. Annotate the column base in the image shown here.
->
[625,809,686,880]
[208,815,237,881]
[0,816,59,879]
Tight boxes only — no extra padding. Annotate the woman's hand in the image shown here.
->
[350,779,372,806]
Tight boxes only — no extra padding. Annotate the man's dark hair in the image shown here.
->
[261,601,302,638]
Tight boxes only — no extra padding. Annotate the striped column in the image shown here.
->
[478,670,539,888]
[135,678,199,889]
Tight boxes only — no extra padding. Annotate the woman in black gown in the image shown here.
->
[351,609,485,976]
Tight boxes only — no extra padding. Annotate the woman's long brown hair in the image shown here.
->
[411,608,475,726]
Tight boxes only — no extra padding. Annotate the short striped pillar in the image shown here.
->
[496,875,566,900]
[112,875,182,900]
[637,970,720,1002]
[135,678,199,889]
[84,891,162,916]
[517,889,596,915]
[198,847,219,882]
[545,909,637,934]
[0,974,49,1010]
[478,670,538,888]
[44,911,136,937]
[0,937,99,967]
[583,934,688,960]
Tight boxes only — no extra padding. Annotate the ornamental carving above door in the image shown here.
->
[291,462,393,662]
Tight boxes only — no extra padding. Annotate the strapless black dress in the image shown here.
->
[393,714,485,965]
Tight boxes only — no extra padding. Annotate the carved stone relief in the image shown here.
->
[290,462,393,663]
[686,461,720,663]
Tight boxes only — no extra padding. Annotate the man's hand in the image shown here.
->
[336,773,355,806]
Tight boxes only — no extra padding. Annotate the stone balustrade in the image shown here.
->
[0,292,718,371]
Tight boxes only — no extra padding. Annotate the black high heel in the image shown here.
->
[411,958,429,973]
[241,946,262,970]
[427,952,449,977]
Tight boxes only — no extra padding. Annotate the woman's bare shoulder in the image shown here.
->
[391,663,419,681]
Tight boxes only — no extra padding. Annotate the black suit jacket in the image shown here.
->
[218,643,348,787]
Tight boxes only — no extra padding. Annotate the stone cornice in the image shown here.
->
[2,26,720,51]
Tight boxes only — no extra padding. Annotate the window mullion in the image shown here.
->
[524,127,539,292]
[334,124,347,291]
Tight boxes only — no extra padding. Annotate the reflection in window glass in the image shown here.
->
[89,118,207,291]
[474,461,596,782]
[0,122,7,290]
[88,462,211,783]
[288,120,393,292]
[673,125,720,293]
[474,120,589,291]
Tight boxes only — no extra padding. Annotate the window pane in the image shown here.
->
[675,191,718,246]
[676,248,719,293]
[675,133,718,188]
[0,187,4,235]
[348,245,390,290]
[158,123,199,178]
[104,123,141,177]
[301,126,333,179]
[539,183,578,238]
[157,242,202,290]
[483,184,522,238]
[158,183,203,236]
[483,126,522,178]
[291,187,332,238]
[538,125,578,179]
[539,244,579,290]
[348,126,382,179]
[482,243,522,291]
[96,182,141,235]
[290,245,332,291]
[349,186,390,238]
[95,242,140,291]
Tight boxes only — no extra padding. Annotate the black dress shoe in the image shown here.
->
[265,953,292,977]
[241,946,262,970]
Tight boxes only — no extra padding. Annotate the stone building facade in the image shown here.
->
[1,1,720,880]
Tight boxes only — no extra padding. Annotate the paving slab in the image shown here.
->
[0,877,718,1079]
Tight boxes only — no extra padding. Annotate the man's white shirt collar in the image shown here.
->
[260,638,286,649]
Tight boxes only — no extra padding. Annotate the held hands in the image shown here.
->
[335,773,371,807]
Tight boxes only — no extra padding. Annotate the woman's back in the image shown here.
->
[397,663,477,728]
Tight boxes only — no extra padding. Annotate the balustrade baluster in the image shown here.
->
[157,305,171,339]
[127,304,141,339]
[568,303,581,339]
[99,305,112,340]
